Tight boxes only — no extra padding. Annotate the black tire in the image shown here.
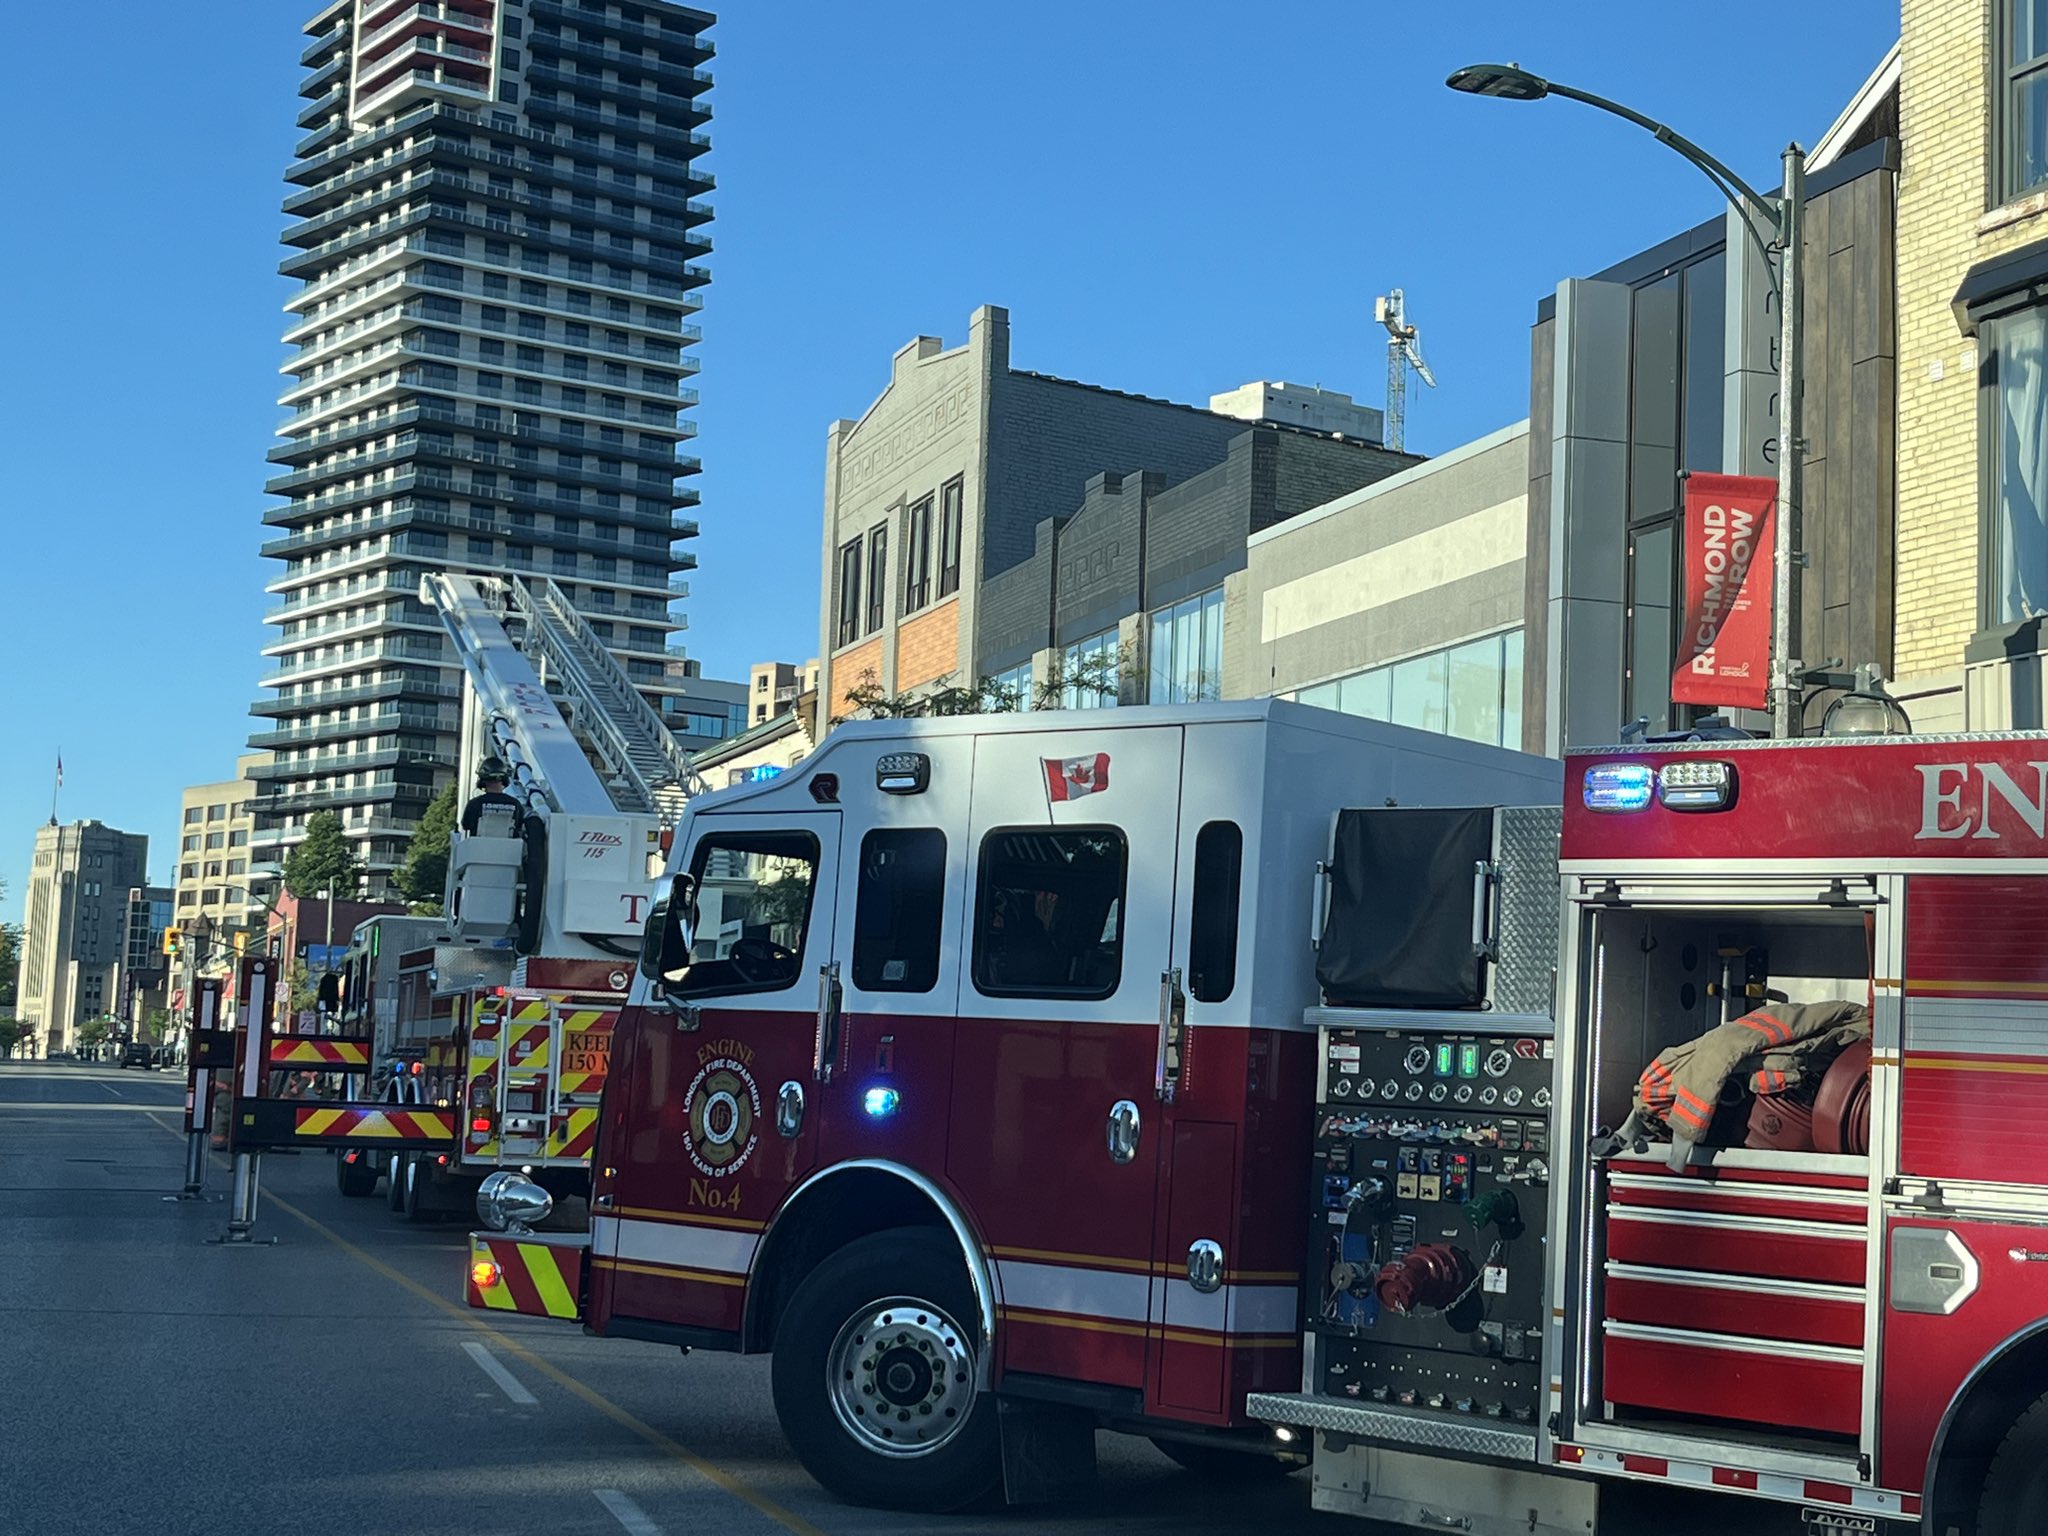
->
[335,1150,379,1198]
[386,1152,408,1211]
[1148,1437,1303,1480]
[770,1227,999,1512]
[1979,1392,2048,1534]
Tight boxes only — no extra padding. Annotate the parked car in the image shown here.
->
[119,1041,156,1070]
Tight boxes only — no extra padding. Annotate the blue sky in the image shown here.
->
[0,0,1898,919]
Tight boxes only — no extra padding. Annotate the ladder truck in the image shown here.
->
[227,572,699,1228]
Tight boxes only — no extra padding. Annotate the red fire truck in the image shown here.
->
[1245,732,2048,1536]
[467,700,1561,1507]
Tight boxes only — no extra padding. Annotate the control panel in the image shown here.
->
[1309,1022,1554,1427]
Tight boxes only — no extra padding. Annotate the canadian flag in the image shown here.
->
[1044,753,1111,803]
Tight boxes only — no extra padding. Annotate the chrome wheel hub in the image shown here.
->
[827,1297,974,1457]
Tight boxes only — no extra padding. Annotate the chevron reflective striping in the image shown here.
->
[469,1233,584,1319]
[549,1108,599,1160]
[294,1107,454,1142]
[513,999,551,1023]
[269,1039,372,1067]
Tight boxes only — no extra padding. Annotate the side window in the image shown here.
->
[852,829,946,993]
[667,831,820,998]
[973,827,1127,999]
[1187,821,1243,1003]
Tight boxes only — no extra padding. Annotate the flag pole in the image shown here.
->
[49,753,61,825]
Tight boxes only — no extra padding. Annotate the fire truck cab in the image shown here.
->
[490,701,1560,1508]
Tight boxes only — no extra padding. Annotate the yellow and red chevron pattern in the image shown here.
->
[507,1021,551,1071]
[469,1233,584,1320]
[295,1106,455,1142]
[268,1038,372,1068]
[547,1107,600,1160]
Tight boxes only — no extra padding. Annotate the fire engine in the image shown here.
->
[223,572,690,1217]
[466,700,1561,1507]
[1244,731,2048,1536]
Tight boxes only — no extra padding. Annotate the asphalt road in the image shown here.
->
[0,1062,1807,1536]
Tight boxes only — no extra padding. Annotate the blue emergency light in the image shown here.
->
[862,1086,901,1119]
[1582,764,1655,813]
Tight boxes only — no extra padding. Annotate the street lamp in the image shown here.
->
[1448,63,1807,739]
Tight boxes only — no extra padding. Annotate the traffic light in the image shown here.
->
[232,929,249,957]
[163,928,182,961]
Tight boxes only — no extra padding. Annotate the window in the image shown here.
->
[663,830,820,997]
[937,477,964,597]
[835,536,863,647]
[756,676,769,693]
[1148,587,1224,705]
[991,661,1033,711]
[852,829,946,993]
[204,832,225,850]
[1290,630,1524,751]
[973,827,1127,998]
[182,835,201,853]
[865,523,888,633]
[1188,821,1243,1004]
[1982,306,2048,626]
[2003,1,2048,203]
[184,808,202,825]
[1060,628,1120,709]
[904,494,934,612]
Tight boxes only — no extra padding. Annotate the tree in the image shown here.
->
[833,646,1127,726]
[0,1020,25,1058]
[283,811,364,902]
[0,920,20,1011]
[394,782,457,913]
[77,1016,114,1048]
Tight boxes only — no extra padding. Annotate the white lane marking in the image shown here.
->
[96,1080,125,1099]
[594,1489,664,1536]
[461,1340,537,1405]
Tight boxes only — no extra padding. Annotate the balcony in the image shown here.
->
[358,1,494,62]
[248,747,453,780]
[426,136,712,221]
[248,674,460,718]
[252,781,438,819]
[526,64,712,126]
[270,399,694,472]
[297,115,351,160]
[521,95,709,145]
[529,0,713,61]
[357,34,493,98]
[248,710,452,750]
[526,31,715,97]
[353,65,493,128]
[300,54,349,101]
[297,82,349,130]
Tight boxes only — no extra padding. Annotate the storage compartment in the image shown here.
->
[1573,895,1879,1443]
[1602,1323,1862,1437]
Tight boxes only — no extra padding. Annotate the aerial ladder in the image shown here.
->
[420,570,703,963]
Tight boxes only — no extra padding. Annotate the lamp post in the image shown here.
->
[1447,64,1806,739]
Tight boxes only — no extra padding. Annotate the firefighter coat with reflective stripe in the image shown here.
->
[1634,1000,1870,1169]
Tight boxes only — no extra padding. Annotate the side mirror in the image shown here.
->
[638,873,699,987]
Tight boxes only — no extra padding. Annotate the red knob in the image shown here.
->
[1375,1243,1476,1313]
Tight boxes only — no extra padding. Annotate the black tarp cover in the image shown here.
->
[1316,807,1493,1009]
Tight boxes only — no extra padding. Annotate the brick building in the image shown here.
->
[1893,3,2048,726]
[816,305,1413,717]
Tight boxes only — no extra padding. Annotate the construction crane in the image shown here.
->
[1375,288,1437,452]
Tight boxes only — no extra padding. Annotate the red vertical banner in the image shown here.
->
[1672,472,1777,709]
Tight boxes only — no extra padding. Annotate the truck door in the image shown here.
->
[597,810,842,1339]
[946,725,1183,1396]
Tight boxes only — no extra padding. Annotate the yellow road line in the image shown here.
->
[149,1115,825,1536]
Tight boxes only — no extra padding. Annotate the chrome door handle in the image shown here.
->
[1187,1239,1223,1294]
[777,1080,805,1140]
[1155,968,1187,1103]
[813,961,842,1084]
[1106,1100,1140,1164]
[593,1193,615,1212]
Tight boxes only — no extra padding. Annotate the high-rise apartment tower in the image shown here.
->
[251,0,714,896]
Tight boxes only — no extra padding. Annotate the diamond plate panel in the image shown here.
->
[1492,806,1561,1017]
[1246,1392,1539,1460]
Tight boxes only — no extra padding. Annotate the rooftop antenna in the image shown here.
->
[1375,288,1437,452]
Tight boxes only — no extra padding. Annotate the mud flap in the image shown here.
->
[997,1396,1096,1505]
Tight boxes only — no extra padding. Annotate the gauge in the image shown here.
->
[1531,1087,1552,1109]
[1428,1083,1449,1104]
[1502,1086,1524,1107]
[1478,1086,1499,1106]
[1404,1045,1432,1075]
[1404,1082,1425,1103]
[1483,1047,1514,1079]
[1453,1084,1474,1104]
[1381,1079,1402,1100]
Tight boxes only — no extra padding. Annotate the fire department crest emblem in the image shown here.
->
[684,1056,760,1177]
